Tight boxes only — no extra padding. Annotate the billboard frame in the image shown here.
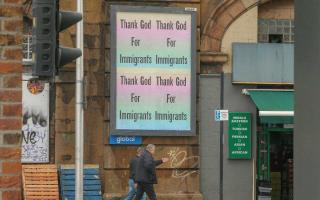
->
[110,5,197,136]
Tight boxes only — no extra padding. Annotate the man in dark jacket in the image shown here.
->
[124,147,146,200]
[134,144,169,200]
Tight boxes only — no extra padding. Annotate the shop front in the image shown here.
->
[245,89,294,200]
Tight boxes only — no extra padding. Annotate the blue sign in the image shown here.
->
[215,110,220,121]
[109,135,142,145]
[215,110,229,121]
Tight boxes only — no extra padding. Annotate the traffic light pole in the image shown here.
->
[75,0,84,199]
[32,2,83,196]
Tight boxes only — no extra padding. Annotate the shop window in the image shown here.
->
[269,34,283,43]
[258,19,294,43]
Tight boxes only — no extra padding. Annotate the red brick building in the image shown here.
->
[0,0,23,199]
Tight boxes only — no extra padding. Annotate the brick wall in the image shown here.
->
[0,0,23,200]
[259,0,294,20]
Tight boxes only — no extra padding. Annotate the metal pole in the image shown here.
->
[219,72,224,200]
[75,0,84,199]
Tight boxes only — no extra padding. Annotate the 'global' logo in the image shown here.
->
[116,136,136,144]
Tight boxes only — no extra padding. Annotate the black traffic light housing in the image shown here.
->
[32,0,82,77]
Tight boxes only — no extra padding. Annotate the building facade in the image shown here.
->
[0,0,295,199]
[0,0,23,199]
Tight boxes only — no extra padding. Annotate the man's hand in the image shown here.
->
[134,183,138,189]
[162,157,169,163]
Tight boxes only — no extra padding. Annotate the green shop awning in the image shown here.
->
[247,90,294,124]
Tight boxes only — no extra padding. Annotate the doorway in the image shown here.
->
[257,128,293,200]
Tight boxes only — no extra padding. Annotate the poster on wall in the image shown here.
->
[110,6,197,136]
[21,75,49,163]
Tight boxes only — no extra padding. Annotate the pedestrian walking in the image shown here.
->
[124,147,146,200]
[134,144,169,200]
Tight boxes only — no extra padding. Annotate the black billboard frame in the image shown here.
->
[110,5,197,136]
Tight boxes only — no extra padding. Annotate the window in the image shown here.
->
[23,1,33,66]
[258,19,294,43]
[22,35,32,64]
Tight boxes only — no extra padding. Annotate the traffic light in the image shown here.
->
[32,0,82,77]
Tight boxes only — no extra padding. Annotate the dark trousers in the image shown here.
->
[135,183,156,200]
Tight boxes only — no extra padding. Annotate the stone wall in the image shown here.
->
[0,0,23,199]
[55,0,107,167]
[55,0,202,199]
[47,0,296,199]
[259,0,294,20]
[104,1,201,199]
[221,7,258,73]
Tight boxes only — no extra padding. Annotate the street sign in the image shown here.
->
[109,135,142,145]
[215,110,229,121]
[228,112,251,159]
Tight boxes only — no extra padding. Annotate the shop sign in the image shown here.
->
[109,135,142,145]
[110,6,197,136]
[22,76,49,163]
[228,112,251,159]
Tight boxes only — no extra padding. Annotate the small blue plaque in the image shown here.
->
[109,135,142,145]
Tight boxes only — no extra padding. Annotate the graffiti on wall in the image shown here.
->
[167,147,199,179]
[21,76,49,163]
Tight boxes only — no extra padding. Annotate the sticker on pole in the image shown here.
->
[215,110,229,121]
